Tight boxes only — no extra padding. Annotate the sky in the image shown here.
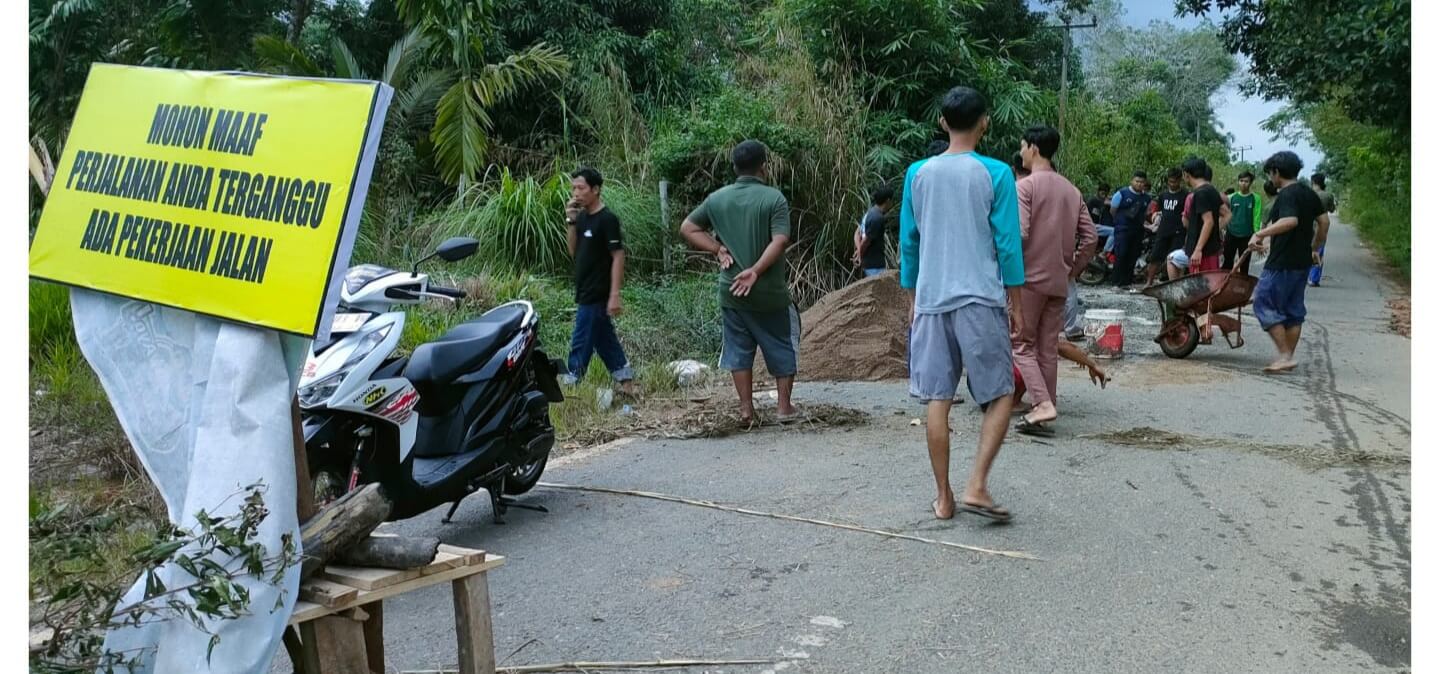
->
[1034,0,1324,169]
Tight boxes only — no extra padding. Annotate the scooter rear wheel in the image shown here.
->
[504,455,547,495]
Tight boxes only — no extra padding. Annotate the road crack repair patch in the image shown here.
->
[1084,427,1408,469]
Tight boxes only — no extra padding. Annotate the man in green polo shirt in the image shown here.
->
[680,140,800,425]
[1224,170,1264,273]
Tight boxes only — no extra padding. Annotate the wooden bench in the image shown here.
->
[287,544,504,674]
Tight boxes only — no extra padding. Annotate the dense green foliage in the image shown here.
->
[1178,0,1410,136]
[1181,0,1410,275]
[1081,0,1237,146]
[29,0,1293,401]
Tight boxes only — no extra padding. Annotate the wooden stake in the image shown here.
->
[453,573,497,674]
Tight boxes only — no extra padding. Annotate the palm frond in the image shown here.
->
[471,42,570,107]
[331,37,365,80]
[381,28,428,85]
[431,80,492,185]
[251,35,321,77]
[393,68,453,134]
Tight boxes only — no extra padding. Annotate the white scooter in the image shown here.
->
[298,237,565,523]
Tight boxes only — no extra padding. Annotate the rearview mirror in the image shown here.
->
[436,237,479,262]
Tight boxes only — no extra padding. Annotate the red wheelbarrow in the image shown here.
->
[1140,252,1258,359]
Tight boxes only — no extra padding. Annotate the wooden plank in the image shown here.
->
[310,614,371,674]
[292,554,505,624]
[437,544,487,565]
[300,578,361,608]
[363,600,385,674]
[453,573,497,674]
[322,551,464,590]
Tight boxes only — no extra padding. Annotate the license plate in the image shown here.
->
[331,312,369,334]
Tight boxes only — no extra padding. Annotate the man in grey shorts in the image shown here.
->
[681,140,800,425]
[898,86,1024,522]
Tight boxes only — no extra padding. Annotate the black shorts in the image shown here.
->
[1148,231,1184,265]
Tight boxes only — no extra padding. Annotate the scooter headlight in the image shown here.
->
[298,373,343,408]
[339,325,392,372]
[297,325,393,408]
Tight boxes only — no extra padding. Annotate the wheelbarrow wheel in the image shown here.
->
[1159,315,1200,359]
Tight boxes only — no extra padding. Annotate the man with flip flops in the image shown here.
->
[899,86,1023,523]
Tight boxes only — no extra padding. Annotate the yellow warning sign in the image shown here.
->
[29,64,389,337]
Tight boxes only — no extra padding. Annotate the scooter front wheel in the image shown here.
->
[313,469,346,507]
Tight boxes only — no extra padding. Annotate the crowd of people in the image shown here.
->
[555,83,1337,523]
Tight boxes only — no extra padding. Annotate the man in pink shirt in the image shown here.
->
[1013,125,1097,436]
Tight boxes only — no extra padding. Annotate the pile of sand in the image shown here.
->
[761,271,910,381]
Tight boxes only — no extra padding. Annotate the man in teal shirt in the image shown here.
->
[899,86,1024,523]
[680,140,799,425]
[1224,170,1263,273]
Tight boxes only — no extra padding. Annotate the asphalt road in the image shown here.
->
[277,220,1410,673]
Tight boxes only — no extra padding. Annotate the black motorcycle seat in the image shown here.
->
[405,304,527,387]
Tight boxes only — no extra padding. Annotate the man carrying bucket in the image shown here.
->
[1011,125,1096,437]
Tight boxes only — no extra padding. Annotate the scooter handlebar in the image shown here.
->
[427,285,467,299]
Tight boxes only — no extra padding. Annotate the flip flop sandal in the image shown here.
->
[959,502,1012,522]
[1015,418,1056,437]
[776,408,809,424]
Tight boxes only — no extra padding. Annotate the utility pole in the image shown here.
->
[1047,15,1098,141]
[1235,145,1253,163]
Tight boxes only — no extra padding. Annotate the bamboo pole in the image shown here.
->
[536,482,1039,560]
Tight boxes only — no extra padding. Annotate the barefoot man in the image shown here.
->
[681,140,801,424]
[899,86,1024,522]
[1248,151,1329,373]
[1012,125,1096,436]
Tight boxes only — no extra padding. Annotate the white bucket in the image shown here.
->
[1084,309,1126,359]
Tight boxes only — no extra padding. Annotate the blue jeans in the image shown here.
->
[863,268,886,278]
[568,303,635,382]
[1096,224,1115,253]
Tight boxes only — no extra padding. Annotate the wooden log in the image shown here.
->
[300,483,391,580]
[335,535,440,570]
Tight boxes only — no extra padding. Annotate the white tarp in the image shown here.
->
[75,289,310,673]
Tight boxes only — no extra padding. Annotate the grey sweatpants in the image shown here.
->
[1063,279,1084,338]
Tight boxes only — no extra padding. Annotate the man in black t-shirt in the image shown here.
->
[1166,157,1225,277]
[1086,182,1115,255]
[1247,151,1330,374]
[1144,168,1188,286]
[853,185,895,277]
[563,167,635,392]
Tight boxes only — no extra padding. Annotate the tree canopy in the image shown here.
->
[1177,0,1410,137]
